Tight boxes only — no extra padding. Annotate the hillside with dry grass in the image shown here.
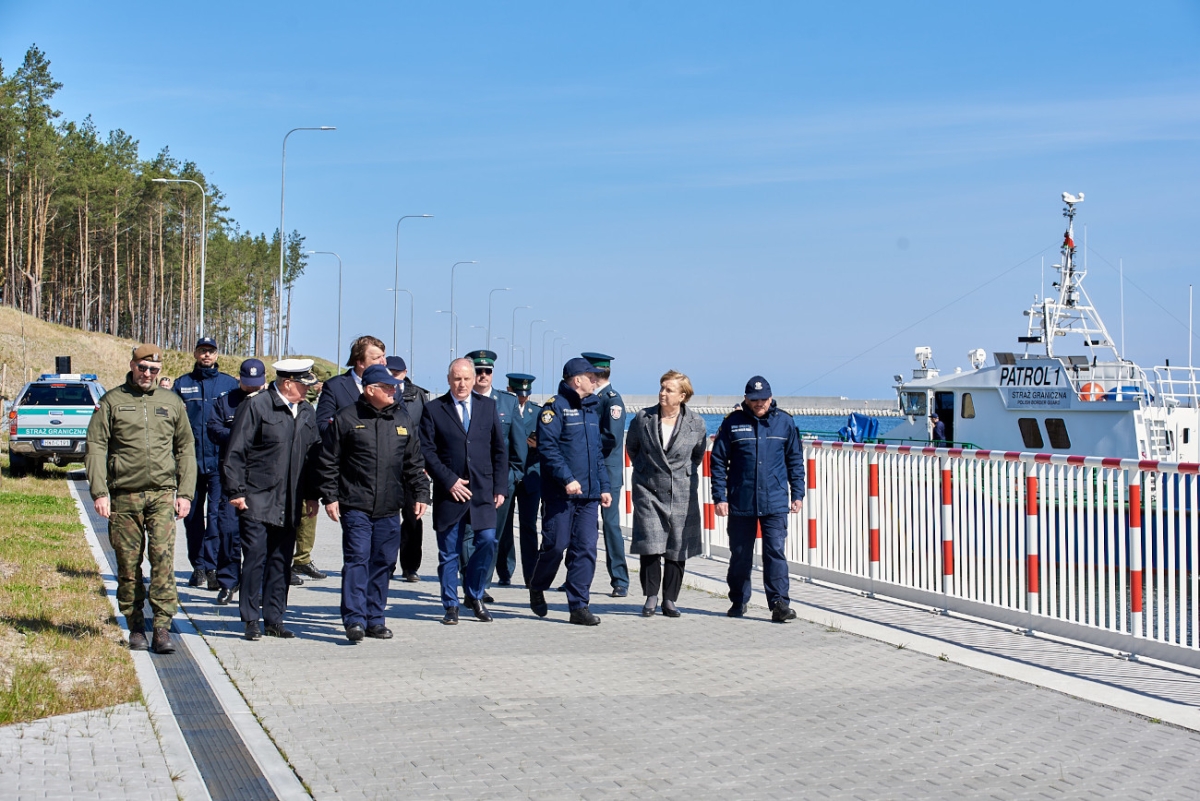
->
[0,306,337,399]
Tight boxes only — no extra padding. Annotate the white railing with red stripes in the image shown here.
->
[619,439,1200,668]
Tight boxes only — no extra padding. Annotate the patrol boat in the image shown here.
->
[886,192,1200,461]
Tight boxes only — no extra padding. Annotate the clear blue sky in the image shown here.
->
[4,1,1199,396]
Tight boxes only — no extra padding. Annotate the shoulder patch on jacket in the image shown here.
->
[540,408,555,425]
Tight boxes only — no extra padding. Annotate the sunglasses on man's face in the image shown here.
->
[135,363,161,375]
[475,368,493,375]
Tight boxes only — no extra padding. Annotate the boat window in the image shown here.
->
[1184,428,1191,445]
[1018,418,1044,449]
[961,393,975,419]
[1044,418,1071,449]
[901,392,927,416]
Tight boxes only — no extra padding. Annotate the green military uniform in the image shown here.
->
[86,373,196,631]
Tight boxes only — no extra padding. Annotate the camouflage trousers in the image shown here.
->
[109,489,178,630]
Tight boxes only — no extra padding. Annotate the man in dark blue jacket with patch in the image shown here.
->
[206,358,267,605]
[710,375,805,623]
[527,358,612,626]
[174,336,238,591]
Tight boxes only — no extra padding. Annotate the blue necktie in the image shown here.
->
[459,400,470,431]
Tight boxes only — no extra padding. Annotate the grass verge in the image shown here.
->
[0,455,140,725]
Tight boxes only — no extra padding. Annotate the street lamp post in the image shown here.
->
[393,214,433,350]
[529,319,546,382]
[305,251,343,362]
[510,305,531,374]
[469,325,486,350]
[512,345,525,372]
[449,261,478,356]
[152,178,207,339]
[386,288,415,375]
[436,310,458,361]
[492,336,508,371]
[552,336,567,377]
[541,328,558,401]
[278,125,335,359]
[486,288,510,349]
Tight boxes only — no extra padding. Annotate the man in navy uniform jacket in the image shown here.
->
[710,375,805,623]
[419,358,508,625]
[174,336,238,591]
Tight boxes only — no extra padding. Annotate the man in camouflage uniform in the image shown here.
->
[86,343,197,654]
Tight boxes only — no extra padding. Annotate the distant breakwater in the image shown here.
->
[617,394,903,418]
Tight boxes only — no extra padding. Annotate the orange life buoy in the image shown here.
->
[1079,382,1105,401]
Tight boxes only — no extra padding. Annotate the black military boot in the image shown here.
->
[151,628,175,654]
[569,606,601,626]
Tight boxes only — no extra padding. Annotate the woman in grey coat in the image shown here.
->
[626,370,707,617]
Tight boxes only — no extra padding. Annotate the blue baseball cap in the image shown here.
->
[385,355,407,373]
[239,358,267,387]
[563,357,599,379]
[195,336,218,350]
[362,364,402,387]
[744,375,772,400]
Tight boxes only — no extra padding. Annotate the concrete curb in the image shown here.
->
[67,480,211,801]
[173,616,310,800]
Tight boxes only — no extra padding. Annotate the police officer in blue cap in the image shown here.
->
[528,358,611,625]
[710,375,805,623]
[581,352,630,597]
[459,350,527,596]
[503,373,540,584]
[205,358,268,605]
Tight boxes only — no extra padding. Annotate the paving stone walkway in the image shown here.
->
[173,513,1200,800]
[0,702,177,800]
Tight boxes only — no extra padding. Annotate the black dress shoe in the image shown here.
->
[294,562,327,580]
[206,570,219,591]
[482,592,495,604]
[215,587,235,606]
[496,579,512,587]
[610,587,628,598]
[442,607,459,625]
[289,573,304,586]
[554,584,567,592]
[569,606,601,626]
[661,600,681,618]
[529,590,548,618]
[470,599,493,622]
[365,625,393,639]
[346,623,365,642]
[128,630,149,651]
[771,600,798,623]
[263,623,296,638]
[402,572,420,583]
[244,621,262,641]
[188,568,206,587]
[151,628,175,654]
[727,603,746,618]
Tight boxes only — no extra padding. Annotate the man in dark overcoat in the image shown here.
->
[419,358,508,624]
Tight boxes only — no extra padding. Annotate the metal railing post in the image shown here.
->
[868,451,879,596]
[940,455,954,613]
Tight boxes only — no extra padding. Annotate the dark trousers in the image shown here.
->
[184,471,222,571]
[488,489,517,584]
[727,513,790,609]
[437,518,496,609]
[600,462,628,590]
[640,555,685,602]
[397,505,423,575]
[215,494,241,590]
[340,509,401,628]
[238,516,296,626]
[529,495,600,611]
[514,472,542,586]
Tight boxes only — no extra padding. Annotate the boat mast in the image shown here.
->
[1025,192,1119,362]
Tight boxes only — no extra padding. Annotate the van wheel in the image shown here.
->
[8,452,30,477]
